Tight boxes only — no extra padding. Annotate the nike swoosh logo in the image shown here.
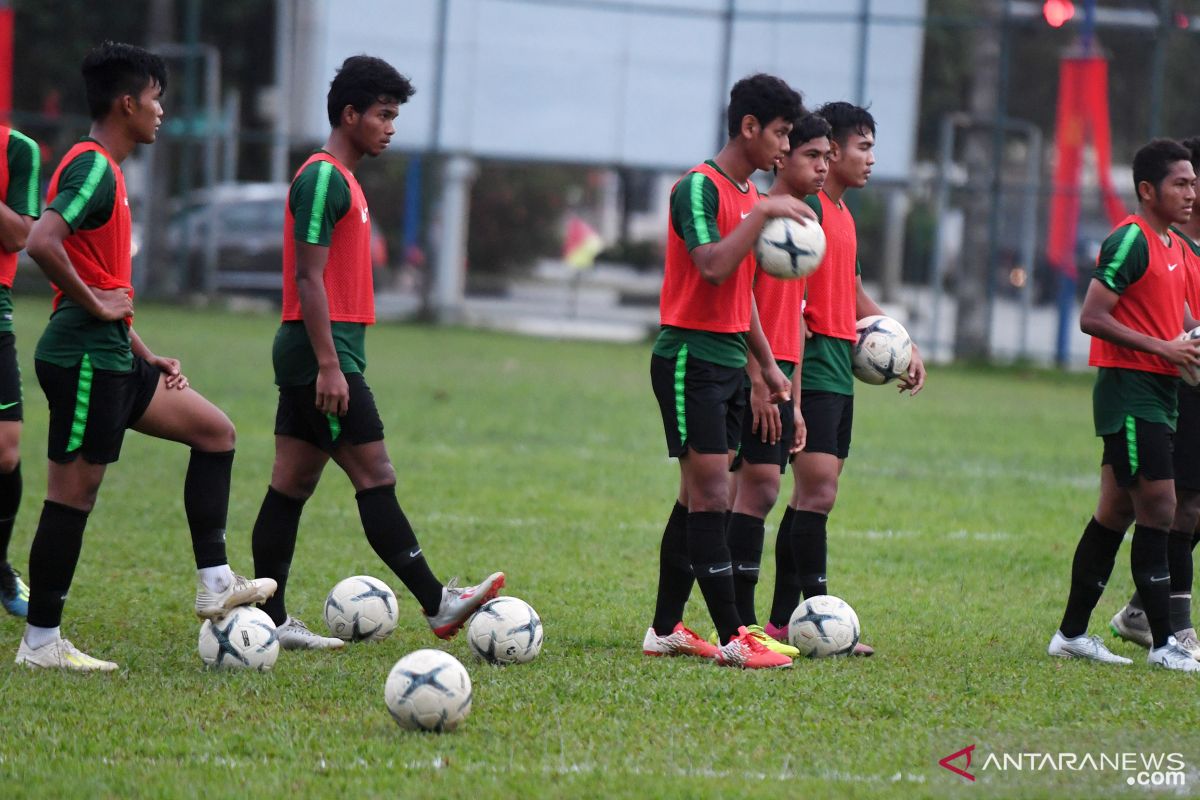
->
[1151,575,1171,582]
[1097,581,1107,589]
[736,565,759,572]
[708,566,732,574]
[0,401,18,410]
[409,549,422,559]
[741,211,751,219]
[817,577,827,583]
[1169,263,1179,271]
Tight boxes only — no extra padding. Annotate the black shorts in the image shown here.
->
[1101,417,1174,488]
[0,332,22,422]
[274,372,385,452]
[650,352,745,457]
[731,385,793,473]
[37,355,160,464]
[1174,387,1200,491]
[799,389,854,459]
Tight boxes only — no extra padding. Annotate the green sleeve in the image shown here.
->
[47,151,115,232]
[289,161,351,247]
[669,171,720,251]
[803,193,823,222]
[5,130,40,218]
[1094,224,1149,294]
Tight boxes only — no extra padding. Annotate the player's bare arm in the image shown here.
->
[790,315,807,453]
[1082,278,1200,367]
[128,327,188,390]
[0,200,32,254]
[745,349,781,445]
[26,211,131,321]
[295,240,349,416]
[749,296,790,403]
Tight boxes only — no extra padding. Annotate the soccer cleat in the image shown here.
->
[277,616,346,651]
[714,626,794,669]
[425,572,505,639]
[1148,637,1200,672]
[1175,631,1200,662]
[853,642,875,657]
[706,624,800,658]
[15,637,118,672]
[643,623,720,659]
[764,621,790,643]
[195,574,278,620]
[1048,631,1132,664]
[1109,605,1152,649]
[0,562,28,617]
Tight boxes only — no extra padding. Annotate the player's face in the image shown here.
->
[748,116,794,173]
[130,80,164,145]
[830,130,875,188]
[351,99,400,158]
[778,136,830,197]
[1146,160,1197,225]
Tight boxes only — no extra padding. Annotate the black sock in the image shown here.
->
[356,485,443,613]
[252,487,306,625]
[687,510,741,643]
[1059,517,1124,638]
[1130,524,1172,648]
[184,449,233,568]
[1168,528,1194,634]
[26,501,88,629]
[0,462,19,564]
[727,512,764,627]
[769,506,800,628]
[651,501,692,635]
[791,509,828,599]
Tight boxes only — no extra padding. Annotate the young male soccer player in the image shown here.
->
[718,113,832,657]
[0,124,42,618]
[1109,136,1200,658]
[16,42,276,672]
[1048,138,1200,672]
[642,73,814,670]
[250,56,503,650]
[762,102,926,655]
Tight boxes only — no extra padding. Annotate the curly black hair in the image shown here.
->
[1132,138,1192,195]
[82,41,167,121]
[725,74,804,139]
[327,55,415,127]
[816,101,876,146]
[789,113,832,149]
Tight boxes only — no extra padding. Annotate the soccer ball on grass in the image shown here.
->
[788,594,861,658]
[198,606,279,670]
[466,596,544,665]
[324,575,399,642]
[384,649,472,732]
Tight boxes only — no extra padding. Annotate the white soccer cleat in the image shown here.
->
[1109,605,1152,649]
[425,572,505,639]
[15,637,118,672]
[1048,631,1132,664]
[1148,637,1200,672]
[195,574,278,620]
[277,616,346,651]
[1176,631,1200,662]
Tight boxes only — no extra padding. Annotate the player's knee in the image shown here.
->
[0,447,20,473]
[798,483,837,515]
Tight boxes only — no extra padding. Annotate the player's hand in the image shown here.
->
[151,355,189,391]
[750,380,781,445]
[316,365,349,416]
[763,362,791,404]
[1161,335,1200,368]
[898,345,926,396]
[92,287,133,321]
[790,408,807,454]
[757,195,817,225]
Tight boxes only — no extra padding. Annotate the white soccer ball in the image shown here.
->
[1179,328,1200,386]
[466,596,544,665]
[852,314,913,385]
[323,575,399,642]
[198,606,280,670]
[755,216,826,280]
[384,649,473,733]
[788,594,861,658]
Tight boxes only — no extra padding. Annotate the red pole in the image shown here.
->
[0,2,13,122]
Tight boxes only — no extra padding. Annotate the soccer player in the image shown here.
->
[0,124,41,618]
[761,102,926,655]
[250,56,503,651]
[642,73,813,670]
[15,42,276,672]
[718,113,832,657]
[1048,138,1200,672]
[1109,135,1200,658]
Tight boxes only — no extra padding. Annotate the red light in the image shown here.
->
[1042,0,1075,28]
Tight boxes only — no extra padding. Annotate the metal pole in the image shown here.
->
[715,0,734,152]
[1148,0,1169,138]
[271,0,293,183]
[1017,122,1042,359]
[982,0,1013,358]
[928,113,960,362]
[854,0,870,105]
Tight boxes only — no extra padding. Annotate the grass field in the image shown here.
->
[1,299,1198,799]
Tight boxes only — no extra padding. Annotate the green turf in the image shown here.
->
[1,300,1197,799]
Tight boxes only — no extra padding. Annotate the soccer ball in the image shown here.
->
[755,216,826,279]
[198,606,279,670]
[1179,328,1200,386]
[323,575,399,642]
[466,596,544,665]
[852,315,912,385]
[384,649,472,733]
[788,594,860,658]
